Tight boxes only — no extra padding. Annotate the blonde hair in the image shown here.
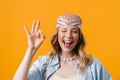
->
[49,29,93,72]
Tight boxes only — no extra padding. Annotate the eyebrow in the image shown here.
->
[60,28,78,32]
[61,28,67,30]
[71,28,78,30]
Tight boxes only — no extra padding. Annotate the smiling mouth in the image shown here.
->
[63,40,73,47]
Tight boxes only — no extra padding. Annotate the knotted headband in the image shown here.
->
[56,14,82,29]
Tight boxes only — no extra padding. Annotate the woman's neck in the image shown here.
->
[60,51,74,58]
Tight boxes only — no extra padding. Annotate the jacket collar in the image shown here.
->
[49,54,59,66]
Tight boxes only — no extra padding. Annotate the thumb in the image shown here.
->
[37,30,41,38]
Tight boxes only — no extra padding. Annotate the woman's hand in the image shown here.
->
[24,20,45,52]
[13,20,45,80]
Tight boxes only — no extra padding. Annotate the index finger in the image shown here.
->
[24,26,30,36]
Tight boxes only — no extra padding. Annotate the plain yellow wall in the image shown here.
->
[0,0,120,80]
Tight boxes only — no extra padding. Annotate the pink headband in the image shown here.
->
[56,14,82,29]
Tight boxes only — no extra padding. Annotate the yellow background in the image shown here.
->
[0,0,120,80]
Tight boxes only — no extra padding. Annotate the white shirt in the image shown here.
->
[49,71,82,80]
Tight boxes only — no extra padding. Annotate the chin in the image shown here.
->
[61,48,73,53]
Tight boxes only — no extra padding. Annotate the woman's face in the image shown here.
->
[58,25,79,53]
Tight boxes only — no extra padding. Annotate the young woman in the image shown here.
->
[13,14,112,80]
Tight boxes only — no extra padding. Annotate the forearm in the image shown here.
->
[13,48,36,80]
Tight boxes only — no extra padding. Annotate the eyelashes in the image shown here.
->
[61,30,78,33]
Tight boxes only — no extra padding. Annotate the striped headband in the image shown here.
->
[56,14,82,29]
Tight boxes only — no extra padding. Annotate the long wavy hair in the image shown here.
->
[49,28,92,72]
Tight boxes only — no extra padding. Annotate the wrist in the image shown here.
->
[26,48,37,57]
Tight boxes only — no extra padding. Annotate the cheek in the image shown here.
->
[73,34,79,40]
[58,32,64,42]
[73,34,79,45]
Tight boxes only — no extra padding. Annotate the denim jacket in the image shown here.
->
[28,54,112,80]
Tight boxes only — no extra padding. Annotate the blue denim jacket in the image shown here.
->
[28,54,112,80]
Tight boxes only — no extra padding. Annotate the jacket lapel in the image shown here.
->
[46,55,60,80]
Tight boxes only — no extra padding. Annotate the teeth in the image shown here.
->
[65,41,71,43]
[64,40,73,44]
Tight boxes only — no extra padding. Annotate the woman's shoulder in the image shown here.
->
[37,52,51,63]
[87,58,112,80]
[92,57,102,64]
[32,52,51,66]
[88,57,109,74]
[89,57,103,68]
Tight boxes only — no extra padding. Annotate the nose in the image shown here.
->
[66,31,72,39]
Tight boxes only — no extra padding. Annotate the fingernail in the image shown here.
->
[38,20,40,23]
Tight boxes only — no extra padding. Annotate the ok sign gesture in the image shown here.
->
[24,20,45,54]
